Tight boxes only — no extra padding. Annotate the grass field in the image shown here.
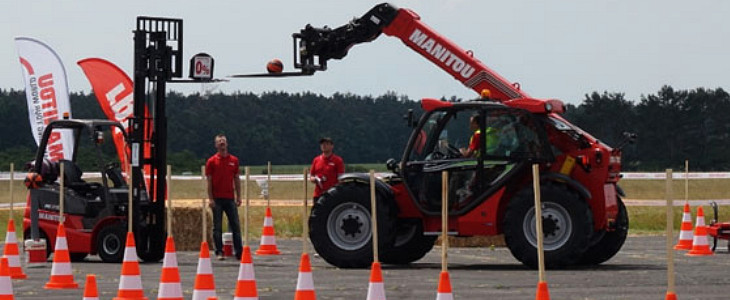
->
[1,176,729,242]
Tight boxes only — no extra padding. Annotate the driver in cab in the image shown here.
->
[460,115,497,158]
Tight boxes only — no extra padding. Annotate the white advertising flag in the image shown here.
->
[15,37,73,161]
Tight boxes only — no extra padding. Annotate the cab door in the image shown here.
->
[401,104,553,215]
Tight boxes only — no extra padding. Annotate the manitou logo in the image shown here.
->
[408,28,475,79]
[104,83,134,130]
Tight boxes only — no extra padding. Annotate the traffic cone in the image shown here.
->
[366,262,385,300]
[158,237,183,300]
[114,232,147,300]
[0,257,14,299]
[2,220,26,279]
[674,202,694,250]
[256,207,280,255]
[83,274,99,300]
[233,245,258,300]
[535,281,550,300]
[665,292,678,300]
[294,253,315,300]
[687,206,713,256]
[44,224,79,289]
[192,241,216,300]
[435,271,453,300]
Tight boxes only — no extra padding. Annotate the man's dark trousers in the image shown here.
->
[212,198,243,258]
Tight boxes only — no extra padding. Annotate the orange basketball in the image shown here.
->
[266,59,283,74]
[24,172,43,189]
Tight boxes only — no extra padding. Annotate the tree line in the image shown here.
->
[0,85,727,173]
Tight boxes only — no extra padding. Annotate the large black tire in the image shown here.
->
[380,219,437,265]
[96,224,126,263]
[309,182,397,268]
[503,183,593,269]
[69,252,88,262]
[577,197,629,265]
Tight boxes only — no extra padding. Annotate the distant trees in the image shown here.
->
[1,85,729,172]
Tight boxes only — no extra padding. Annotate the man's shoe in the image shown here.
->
[216,253,224,261]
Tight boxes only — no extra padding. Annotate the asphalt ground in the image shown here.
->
[6,236,730,299]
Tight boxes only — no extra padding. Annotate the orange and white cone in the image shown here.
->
[2,220,26,279]
[294,253,315,300]
[44,224,79,289]
[435,271,453,300]
[193,241,216,300]
[114,232,147,300]
[687,206,713,256]
[674,202,694,250]
[366,262,385,300]
[535,281,550,300]
[233,245,258,300]
[83,274,100,300]
[158,237,183,300]
[665,292,678,300]
[256,207,280,255]
[0,257,14,299]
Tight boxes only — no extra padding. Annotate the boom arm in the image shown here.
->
[293,2,528,102]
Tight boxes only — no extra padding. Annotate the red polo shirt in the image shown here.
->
[205,153,240,199]
[310,153,345,198]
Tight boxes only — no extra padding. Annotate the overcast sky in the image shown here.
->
[2,0,729,104]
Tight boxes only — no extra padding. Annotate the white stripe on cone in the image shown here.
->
[5,232,16,243]
[192,289,216,300]
[119,275,143,289]
[162,253,178,267]
[196,258,212,274]
[238,264,255,280]
[0,276,11,295]
[367,282,386,300]
[436,292,454,300]
[50,262,72,275]
[123,247,138,261]
[158,282,184,297]
[55,237,68,250]
[679,228,693,240]
[263,217,273,226]
[260,236,276,245]
[5,255,19,267]
[692,231,709,246]
[296,272,314,290]
[82,297,99,300]
[234,297,259,300]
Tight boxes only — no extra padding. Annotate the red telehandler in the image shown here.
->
[291,3,635,269]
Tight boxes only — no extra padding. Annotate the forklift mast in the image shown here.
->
[130,17,183,260]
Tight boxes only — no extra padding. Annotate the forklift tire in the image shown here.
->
[309,182,397,268]
[503,183,593,269]
[380,219,436,265]
[577,197,629,265]
[97,224,126,263]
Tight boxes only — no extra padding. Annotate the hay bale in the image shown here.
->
[436,235,505,247]
[170,206,213,251]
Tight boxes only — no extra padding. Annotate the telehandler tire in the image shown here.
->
[309,182,396,268]
[503,183,592,269]
[577,197,628,265]
[380,219,436,265]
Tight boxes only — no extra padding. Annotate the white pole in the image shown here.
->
[303,168,310,254]
[532,164,546,283]
[201,165,207,243]
[244,167,250,247]
[167,165,172,237]
[370,170,378,263]
[9,163,13,220]
[441,170,448,272]
[684,160,689,204]
[59,162,65,224]
[666,169,675,295]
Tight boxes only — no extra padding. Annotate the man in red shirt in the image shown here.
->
[309,137,345,200]
[206,134,242,260]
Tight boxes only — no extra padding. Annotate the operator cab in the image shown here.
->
[401,100,553,215]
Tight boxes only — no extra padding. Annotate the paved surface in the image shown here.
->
[7,236,730,299]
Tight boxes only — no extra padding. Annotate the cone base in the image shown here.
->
[44,281,79,289]
[665,292,677,300]
[673,243,692,250]
[112,297,148,300]
[157,298,184,300]
[294,290,316,300]
[686,250,713,256]
[255,249,280,255]
[9,273,26,280]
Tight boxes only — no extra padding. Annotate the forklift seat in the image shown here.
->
[59,159,86,187]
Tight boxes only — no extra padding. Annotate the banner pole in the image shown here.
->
[60,162,65,225]
[370,170,378,263]
[167,165,172,237]
[244,167,250,247]
[9,163,13,220]
[267,161,272,207]
[303,168,309,254]
[666,169,676,295]
[533,164,546,283]
[127,160,132,233]
[441,170,448,272]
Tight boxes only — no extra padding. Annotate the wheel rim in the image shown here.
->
[102,234,121,255]
[327,202,372,251]
[523,202,573,251]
